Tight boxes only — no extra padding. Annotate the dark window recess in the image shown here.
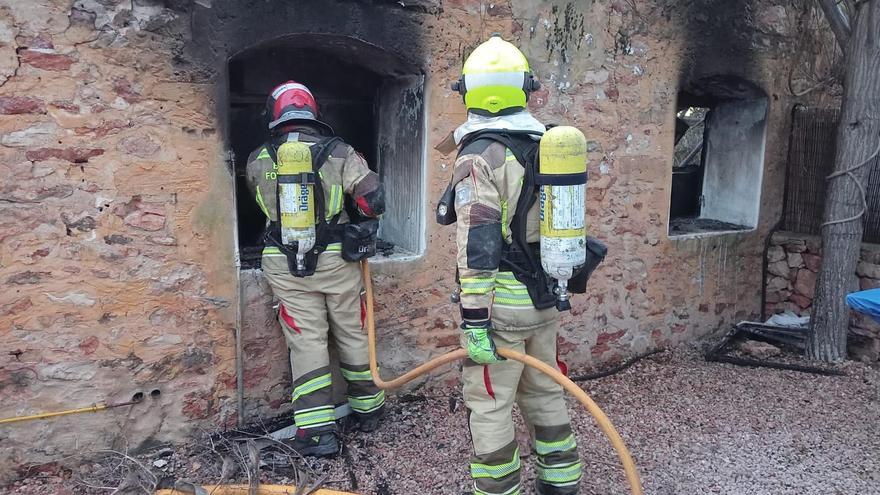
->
[782,106,880,243]
[669,78,769,236]
[228,35,425,269]
[671,106,709,220]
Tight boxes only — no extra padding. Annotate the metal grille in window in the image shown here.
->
[782,106,880,244]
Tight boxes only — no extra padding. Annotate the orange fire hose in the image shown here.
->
[362,261,644,495]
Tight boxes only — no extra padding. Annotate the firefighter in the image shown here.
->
[245,81,386,457]
[445,36,583,495]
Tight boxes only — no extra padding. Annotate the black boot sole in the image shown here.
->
[294,439,340,458]
[358,418,381,433]
[356,406,385,433]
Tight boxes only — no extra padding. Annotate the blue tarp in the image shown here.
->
[846,288,880,322]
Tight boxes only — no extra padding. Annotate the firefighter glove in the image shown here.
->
[462,323,505,364]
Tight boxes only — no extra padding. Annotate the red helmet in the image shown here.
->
[265,81,333,133]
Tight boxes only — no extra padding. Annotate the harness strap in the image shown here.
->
[277,172,316,185]
[535,172,587,186]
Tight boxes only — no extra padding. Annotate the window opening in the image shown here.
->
[669,78,769,237]
[671,106,709,221]
[228,35,425,268]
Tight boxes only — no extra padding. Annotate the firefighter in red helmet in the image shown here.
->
[245,81,386,457]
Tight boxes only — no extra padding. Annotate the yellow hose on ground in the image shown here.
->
[362,261,644,495]
[0,404,109,425]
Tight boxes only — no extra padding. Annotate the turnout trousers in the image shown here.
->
[262,250,385,432]
[462,318,582,495]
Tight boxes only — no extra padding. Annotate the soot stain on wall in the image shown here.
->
[179,0,427,141]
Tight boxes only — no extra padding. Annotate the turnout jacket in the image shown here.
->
[245,129,384,264]
[453,138,556,331]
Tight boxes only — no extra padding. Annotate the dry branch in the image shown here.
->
[817,0,853,49]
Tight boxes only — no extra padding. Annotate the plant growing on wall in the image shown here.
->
[809,0,880,362]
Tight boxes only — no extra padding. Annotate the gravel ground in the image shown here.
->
[6,346,880,495]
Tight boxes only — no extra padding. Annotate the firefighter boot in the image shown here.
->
[355,404,385,433]
[286,427,340,458]
[535,479,579,495]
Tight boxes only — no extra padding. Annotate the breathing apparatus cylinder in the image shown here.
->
[276,141,317,271]
[538,126,588,311]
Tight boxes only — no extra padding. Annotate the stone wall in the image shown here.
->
[0,0,240,481]
[0,0,830,479]
[764,232,880,361]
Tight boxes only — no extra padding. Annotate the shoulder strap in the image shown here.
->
[457,129,543,166]
[311,137,343,226]
[310,136,342,173]
[303,136,343,227]
[509,146,540,274]
[461,130,584,185]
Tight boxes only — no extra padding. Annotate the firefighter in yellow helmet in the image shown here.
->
[439,35,587,495]
[245,81,386,457]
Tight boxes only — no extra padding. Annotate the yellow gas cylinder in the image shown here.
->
[276,141,316,271]
[538,126,588,311]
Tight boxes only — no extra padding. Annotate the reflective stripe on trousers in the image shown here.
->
[470,441,521,495]
[535,426,582,488]
[340,363,385,415]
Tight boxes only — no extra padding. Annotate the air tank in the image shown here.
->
[539,126,588,311]
[277,141,316,271]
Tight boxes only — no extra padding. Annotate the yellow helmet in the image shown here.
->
[452,34,541,115]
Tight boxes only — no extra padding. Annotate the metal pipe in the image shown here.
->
[229,149,246,428]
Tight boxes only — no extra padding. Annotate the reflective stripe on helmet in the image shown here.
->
[463,71,526,90]
[268,109,319,130]
[272,82,313,99]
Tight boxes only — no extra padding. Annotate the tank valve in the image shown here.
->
[555,281,572,312]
